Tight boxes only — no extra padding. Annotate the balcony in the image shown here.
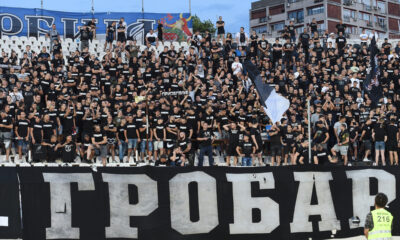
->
[375,22,387,30]
[364,4,373,11]
[343,0,354,6]
[343,15,351,23]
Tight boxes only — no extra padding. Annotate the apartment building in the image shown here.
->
[250,0,400,39]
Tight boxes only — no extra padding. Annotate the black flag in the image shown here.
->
[364,35,382,104]
[244,60,290,124]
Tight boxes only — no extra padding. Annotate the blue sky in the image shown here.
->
[2,0,251,33]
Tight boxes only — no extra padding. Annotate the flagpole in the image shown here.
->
[145,96,149,162]
[307,99,312,164]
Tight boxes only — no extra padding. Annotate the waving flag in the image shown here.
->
[244,60,290,124]
[364,35,382,104]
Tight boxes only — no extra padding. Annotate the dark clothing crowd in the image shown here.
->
[0,17,399,167]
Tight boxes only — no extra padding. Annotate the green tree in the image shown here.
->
[192,15,216,34]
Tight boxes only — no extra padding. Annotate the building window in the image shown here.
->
[317,22,326,33]
[307,5,325,15]
[296,25,305,33]
[345,25,358,34]
[253,25,268,34]
[343,9,356,19]
[288,0,302,3]
[378,32,387,39]
[358,12,371,22]
[259,17,267,23]
[374,16,387,29]
[288,10,304,23]
[376,1,386,14]
[271,22,285,31]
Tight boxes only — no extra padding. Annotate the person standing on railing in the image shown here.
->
[157,20,164,44]
[47,24,60,54]
[104,21,116,51]
[235,27,248,47]
[117,17,127,49]
[287,20,296,43]
[299,28,310,63]
[78,25,90,52]
[335,19,346,36]
[216,16,225,43]
[309,18,318,37]
[360,29,369,46]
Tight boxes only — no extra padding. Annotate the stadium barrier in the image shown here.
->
[0,166,398,239]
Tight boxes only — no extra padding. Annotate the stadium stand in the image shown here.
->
[0,22,400,167]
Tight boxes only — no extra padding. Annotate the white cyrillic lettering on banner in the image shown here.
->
[170,171,218,234]
[102,174,158,239]
[346,169,396,229]
[226,173,279,234]
[290,172,341,233]
[43,173,95,239]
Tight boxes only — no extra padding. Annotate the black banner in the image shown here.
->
[0,168,22,239]
[0,166,399,240]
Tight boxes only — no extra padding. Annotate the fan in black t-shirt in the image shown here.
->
[386,119,399,165]
[223,122,245,166]
[216,16,225,42]
[15,111,30,161]
[335,20,346,35]
[58,135,77,163]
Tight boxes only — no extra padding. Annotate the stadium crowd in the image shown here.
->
[0,16,400,167]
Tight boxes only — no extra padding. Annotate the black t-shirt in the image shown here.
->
[315,149,329,165]
[17,119,29,138]
[93,131,106,144]
[0,116,12,132]
[310,22,318,33]
[282,131,295,146]
[240,141,253,157]
[42,121,56,140]
[250,127,263,146]
[258,40,268,50]
[288,25,295,36]
[269,128,281,144]
[336,24,346,34]
[62,142,76,163]
[106,123,116,139]
[155,125,165,140]
[362,125,373,140]
[117,125,126,140]
[198,129,212,147]
[228,128,240,144]
[155,159,172,166]
[31,121,43,141]
[216,20,225,33]
[80,29,90,41]
[336,36,346,49]
[374,126,386,142]
[107,25,115,37]
[314,127,327,143]
[284,43,293,53]
[273,43,282,55]
[300,33,310,45]
[178,138,190,152]
[387,124,398,141]
[126,122,138,139]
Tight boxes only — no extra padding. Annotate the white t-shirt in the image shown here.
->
[360,33,368,42]
[146,32,157,43]
[327,37,336,48]
[232,62,243,75]
[350,77,360,89]
[369,32,379,41]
